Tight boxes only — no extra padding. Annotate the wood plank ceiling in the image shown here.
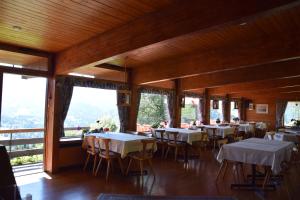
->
[0,0,173,52]
[0,0,299,98]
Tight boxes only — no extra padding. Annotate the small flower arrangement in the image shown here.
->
[216,118,221,124]
[291,119,300,127]
[233,117,240,123]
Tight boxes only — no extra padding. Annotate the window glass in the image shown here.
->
[137,93,169,131]
[210,100,223,124]
[230,101,239,122]
[284,102,300,126]
[181,97,200,128]
[1,73,46,129]
[64,87,119,137]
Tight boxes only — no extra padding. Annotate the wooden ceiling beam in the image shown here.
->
[94,63,126,72]
[133,27,300,84]
[181,59,300,90]
[55,0,297,74]
[208,77,300,95]
[0,42,52,58]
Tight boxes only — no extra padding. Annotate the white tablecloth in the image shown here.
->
[264,132,299,143]
[238,124,254,134]
[217,138,294,174]
[204,125,234,138]
[156,128,203,144]
[86,132,154,158]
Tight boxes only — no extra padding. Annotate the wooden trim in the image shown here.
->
[0,128,44,134]
[95,63,126,72]
[0,42,52,58]
[0,65,50,77]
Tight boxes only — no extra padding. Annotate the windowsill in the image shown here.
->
[59,137,83,148]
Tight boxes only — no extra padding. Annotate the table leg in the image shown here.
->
[231,164,276,191]
[184,142,189,163]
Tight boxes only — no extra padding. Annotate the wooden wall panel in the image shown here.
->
[58,146,85,168]
[246,97,276,131]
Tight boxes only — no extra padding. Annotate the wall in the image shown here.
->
[245,97,276,130]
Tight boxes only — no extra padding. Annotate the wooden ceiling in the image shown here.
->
[1,0,300,98]
[0,49,48,71]
[0,0,173,52]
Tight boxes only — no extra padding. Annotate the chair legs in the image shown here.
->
[83,153,91,171]
[148,159,155,176]
[139,160,144,185]
[95,157,103,176]
[165,147,170,159]
[106,160,111,182]
[126,158,133,176]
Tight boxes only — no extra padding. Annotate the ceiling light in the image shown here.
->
[239,22,247,26]
[68,73,95,78]
[12,25,22,31]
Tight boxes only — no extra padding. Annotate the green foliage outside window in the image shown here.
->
[137,93,168,126]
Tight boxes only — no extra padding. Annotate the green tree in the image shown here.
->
[137,93,168,126]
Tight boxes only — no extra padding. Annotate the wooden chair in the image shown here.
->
[164,131,185,161]
[265,132,275,140]
[207,127,220,150]
[126,139,156,185]
[83,136,98,173]
[217,138,228,149]
[94,138,124,181]
[153,129,166,158]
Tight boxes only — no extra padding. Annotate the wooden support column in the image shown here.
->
[174,79,182,128]
[44,56,60,173]
[127,69,138,131]
[204,89,210,125]
[224,94,231,122]
[128,84,139,131]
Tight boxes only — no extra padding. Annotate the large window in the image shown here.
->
[230,101,239,122]
[210,100,223,124]
[284,101,300,126]
[137,93,169,131]
[1,73,47,165]
[64,87,119,137]
[1,74,47,129]
[181,97,200,128]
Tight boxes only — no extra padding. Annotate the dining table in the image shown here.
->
[84,132,155,158]
[264,131,299,143]
[217,138,294,190]
[238,123,255,134]
[204,125,235,138]
[155,127,204,145]
[154,127,204,162]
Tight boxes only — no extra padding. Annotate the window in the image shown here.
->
[230,101,239,122]
[210,100,223,124]
[1,74,47,129]
[284,101,300,126]
[1,73,47,165]
[137,93,169,131]
[64,87,119,137]
[181,97,200,128]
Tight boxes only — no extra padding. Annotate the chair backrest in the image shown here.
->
[85,136,96,153]
[200,132,209,141]
[265,132,275,140]
[154,130,165,142]
[98,138,111,158]
[140,139,156,158]
[166,131,179,143]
